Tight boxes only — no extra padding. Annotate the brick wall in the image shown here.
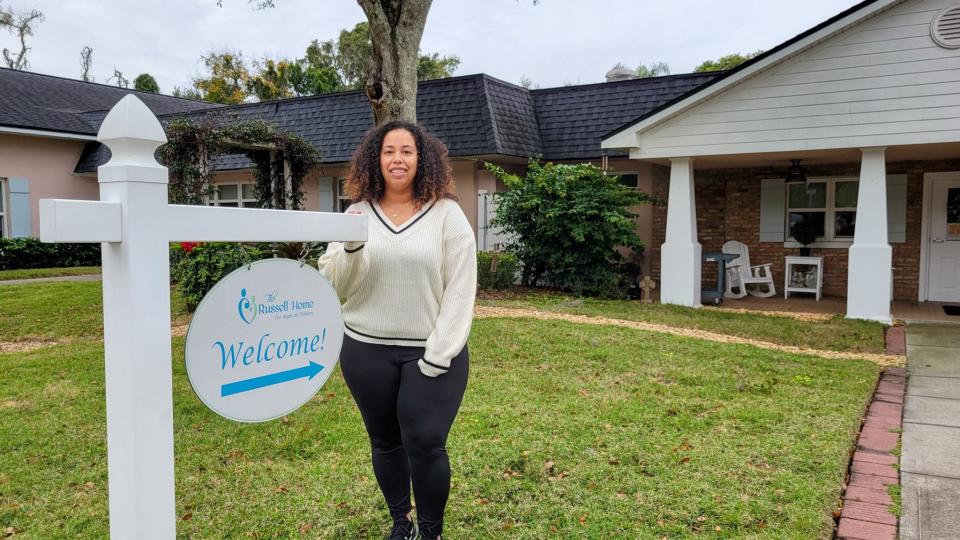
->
[649,159,952,301]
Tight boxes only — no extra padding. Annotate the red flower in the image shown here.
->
[179,242,201,253]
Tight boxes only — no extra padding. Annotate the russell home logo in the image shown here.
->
[238,289,316,324]
[238,288,257,324]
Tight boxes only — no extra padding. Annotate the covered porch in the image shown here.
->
[638,143,960,324]
[600,0,960,325]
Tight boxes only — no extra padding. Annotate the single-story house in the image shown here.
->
[4,0,958,324]
[603,0,960,322]
[1,64,717,276]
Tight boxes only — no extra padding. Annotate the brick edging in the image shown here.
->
[885,326,906,356]
[835,366,906,540]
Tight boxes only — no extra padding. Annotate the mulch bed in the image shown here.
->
[475,306,905,367]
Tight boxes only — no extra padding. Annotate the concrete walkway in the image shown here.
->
[900,322,960,540]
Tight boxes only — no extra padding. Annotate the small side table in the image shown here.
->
[784,256,823,301]
[701,252,739,305]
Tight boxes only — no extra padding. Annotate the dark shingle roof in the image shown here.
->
[206,75,509,167]
[70,72,719,173]
[0,67,220,136]
[76,75,502,172]
[480,76,542,157]
[532,72,719,160]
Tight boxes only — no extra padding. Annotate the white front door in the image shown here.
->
[928,177,960,302]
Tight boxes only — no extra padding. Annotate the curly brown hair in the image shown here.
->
[345,120,457,208]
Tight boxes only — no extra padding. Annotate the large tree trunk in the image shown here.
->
[357,0,431,125]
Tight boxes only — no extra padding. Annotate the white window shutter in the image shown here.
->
[477,190,489,250]
[759,178,785,242]
[886,174,907,243]
[9,177,31,238]
[318,176,334,212]
[477,190,509,251]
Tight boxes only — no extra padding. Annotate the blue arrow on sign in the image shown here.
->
[220,361,324,397]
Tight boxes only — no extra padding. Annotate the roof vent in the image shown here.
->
[931,6,960,48]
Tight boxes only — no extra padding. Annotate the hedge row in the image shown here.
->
[0,238,101,270]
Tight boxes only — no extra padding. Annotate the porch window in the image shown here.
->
[616,173,639,189]
[0,178,6,238]
[209,183,259,208]
[787,178,857,242]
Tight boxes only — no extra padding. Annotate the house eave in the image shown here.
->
[628,130,960,160]
[0,125,97,141]
[601,131,639,152]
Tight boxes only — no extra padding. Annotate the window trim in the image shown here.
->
[785,176,858,247]
[208,182,258,208]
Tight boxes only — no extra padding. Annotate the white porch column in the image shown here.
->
[660,157,701,307]
[847,147,892,323]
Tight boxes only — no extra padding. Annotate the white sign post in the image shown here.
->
[39,95,365,539]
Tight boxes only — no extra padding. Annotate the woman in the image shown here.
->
[317,120,477,540]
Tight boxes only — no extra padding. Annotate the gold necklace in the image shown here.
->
[383,200,412,217]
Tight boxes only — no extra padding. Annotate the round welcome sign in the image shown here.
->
[185,259,343,423]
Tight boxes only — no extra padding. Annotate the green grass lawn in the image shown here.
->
[0,266,101,281]
[0,281,188,342]
[478,289,886,355]
[1,315,880,538]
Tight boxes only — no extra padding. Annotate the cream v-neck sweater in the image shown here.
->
[317,198,477,377]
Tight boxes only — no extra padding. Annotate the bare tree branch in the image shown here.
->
[108,68,130,88]
[1,3,44,70]
[80,46,93,81]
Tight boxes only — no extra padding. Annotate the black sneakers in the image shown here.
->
[387,515,419,540]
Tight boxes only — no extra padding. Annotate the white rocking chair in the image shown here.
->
[722,240,776,299]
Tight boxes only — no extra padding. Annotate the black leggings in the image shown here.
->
[339,335,469,538]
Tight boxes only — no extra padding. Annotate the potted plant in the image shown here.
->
[790,218,819,256]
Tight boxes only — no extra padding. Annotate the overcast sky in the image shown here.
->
[3,0,862,94]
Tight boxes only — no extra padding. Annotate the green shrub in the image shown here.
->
[485,160,650,298]
[477,251,517,290]
[172,243,264,311]
[169,244,188,276]
[0,237,100,270]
